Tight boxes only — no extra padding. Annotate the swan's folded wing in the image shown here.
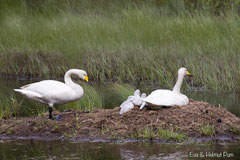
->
[14,89,43,99]
[144,90,188,106]
[120,100,129,108]
[144,96,179,106]
[23,80,73,96]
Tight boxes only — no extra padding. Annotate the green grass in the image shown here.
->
[130,126,187,141]
[102,83,135,108]
[200,123,216,137]
[59,83,103,111]
[0,81,137,119]
[0,82,22,119]
[0,82,104,119]
[1,1,240,92]
[0,96,21,119]
[1,0,240,118]
[99,124,187,141]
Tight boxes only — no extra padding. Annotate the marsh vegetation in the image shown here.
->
[0,79,137,119]
[0,0,240,141]
[1,0,240,92]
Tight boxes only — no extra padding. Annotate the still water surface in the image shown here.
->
[0,139,240,160]
[0,79,240,159]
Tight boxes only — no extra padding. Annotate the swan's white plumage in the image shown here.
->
[140,67,191,109]
[143,90,188,108]
[120,96,133,108]
[119,89,145,114]
[119,101,134,114]
[14,69,88,119]
[14,80,81,105]
[14,89,43,101]
[133,89,141,96]
[131,95,142,106]
[141,93,146,99]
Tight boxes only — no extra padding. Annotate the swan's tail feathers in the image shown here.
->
[13,89,22,93]
[14,89,43,99]
[140,102,146,110]
[20,84,31,89]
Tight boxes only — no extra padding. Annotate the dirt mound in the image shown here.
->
[0,100,240,141]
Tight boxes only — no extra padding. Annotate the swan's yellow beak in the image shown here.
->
[187,71,193,77]
[84,76,89,82]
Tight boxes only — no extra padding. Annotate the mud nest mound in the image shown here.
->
[1,100,240,141]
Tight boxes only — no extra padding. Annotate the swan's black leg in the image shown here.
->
[49,107,53,120]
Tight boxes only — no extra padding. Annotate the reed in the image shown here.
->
[0,82,103,118]
[59,83,103,111]
[0,96,21,119]
[1,0,240,92]
[102,83,135,108]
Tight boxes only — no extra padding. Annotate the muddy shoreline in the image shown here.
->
[1,100,240,142]
[0,135,240,144]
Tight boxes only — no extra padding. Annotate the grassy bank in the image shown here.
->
[1,1,240,91]
[0,82,134,119]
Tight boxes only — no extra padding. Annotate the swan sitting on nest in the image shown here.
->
[140,67,192,110]
[14,69,89,120]
[120,89,146,114]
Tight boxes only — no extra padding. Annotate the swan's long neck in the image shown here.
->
[64,70,77,87]
[64,69,84,100]
[64,69,83,91]
[172,74,184,94]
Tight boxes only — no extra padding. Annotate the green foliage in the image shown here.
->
[1,0,240,92]
[200,123,216,136]
[59,83,103,111]
[1,0,239,16]
[0,82,22,119]
[131,126,187,141]
[102,83,135,108]
[21,101,48,117]
[0,96,21,119]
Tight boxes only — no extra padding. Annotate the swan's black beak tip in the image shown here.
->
[87,81,93,85]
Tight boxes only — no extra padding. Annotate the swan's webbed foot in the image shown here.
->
[48,107,63,120]
[49,116,54,120]
[54,115,63,121]
[49,115,63,121]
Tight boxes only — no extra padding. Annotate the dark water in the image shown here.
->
[0,139,240,160]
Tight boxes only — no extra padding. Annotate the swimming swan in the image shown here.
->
[14,69,89,119]
[140,67,192,109]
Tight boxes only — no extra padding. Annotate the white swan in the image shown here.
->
[14,69,89,119]
[119,98,134,114]
[120,89,146,114]
[140,67,192,109]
